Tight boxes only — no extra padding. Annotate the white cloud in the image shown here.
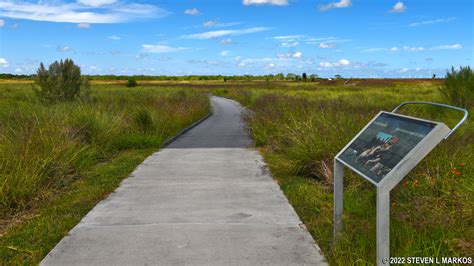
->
[319,42,336,49]
[409,17,455,27]
[219,38,233,45]
[77,0,117,7]
[243,0,288,6]
[320,0,351,12]
[184,8,200,15]
[220,50,230,56]
[292,51,303,58]
[400,68,409,73]
[402,46,424,51]
[108,35,121,40]
[185,27,270,39]
[319,59,351,67]
[0,58,8,67]
[281,42,298,47]
[432,44,463,50]
[203,20,217,27]
[15,68,22,73]
[273,35,305,40]
[277,51,303,59]
[0,1,167,23]
[57,45,72,52]
[142,44,188,53]
[77,22,91,29]
[390,2,406,13]
[0,19,4,27]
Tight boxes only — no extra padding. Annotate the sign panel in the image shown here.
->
[338,112,436,183]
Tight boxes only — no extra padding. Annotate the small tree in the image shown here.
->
[439,66,474,108]
[309,74,318,82]
[302,73,307,82]
[126,78,138,87]
[35,59,90,102]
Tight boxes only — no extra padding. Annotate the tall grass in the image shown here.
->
[0,83,209,220]
[214,83,473,264]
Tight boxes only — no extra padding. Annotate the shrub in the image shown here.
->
[126,78,138,87]
[34,59,90,102]
[439,66,474,108]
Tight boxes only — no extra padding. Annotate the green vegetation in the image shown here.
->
[440,66,474,108]
[1,75,471,265]
[0,82,210,264]
[126,78,138,87]
[34,59,90,102]
[213,80,473,264]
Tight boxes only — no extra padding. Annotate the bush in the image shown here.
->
[34,59,90,102]
[126,78,138,87]
[440,66,474,108]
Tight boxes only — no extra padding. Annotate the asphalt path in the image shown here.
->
[41,96,327,265]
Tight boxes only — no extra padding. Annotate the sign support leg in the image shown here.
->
[376,187,390,265]
[333,160,344,239]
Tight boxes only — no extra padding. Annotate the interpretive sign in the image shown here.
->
[333,102,468,266]
[338,112,436,184]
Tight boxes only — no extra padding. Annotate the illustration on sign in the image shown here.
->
[338,113,436,183]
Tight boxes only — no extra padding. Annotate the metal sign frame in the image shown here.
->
[333,102,468,265]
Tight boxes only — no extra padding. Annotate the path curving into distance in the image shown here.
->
[41,96,327,265]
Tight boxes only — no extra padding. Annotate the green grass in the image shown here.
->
[213,81,473,265]
[0,82,210,264]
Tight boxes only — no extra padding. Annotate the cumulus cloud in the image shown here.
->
[390,2,406,13]
[0,1,167,23]
[220,50,230,56]
[203,20,217,27]
[320,0,351,12]
[219,38,233,45]
[77,22,91,29]
[108,35,121,40]
[142,44,188,53]
[243,0,288,6]
[319,59,351,67]
[184,8,200,15]
[0,19,4,27]
[319,42,336,49]
[277,51,303,59]
[0,58,8,67]
[185,27,270,39]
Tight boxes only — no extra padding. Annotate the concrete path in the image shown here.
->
[41,97,327,265]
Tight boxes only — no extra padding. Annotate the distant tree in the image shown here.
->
[275,73,285,80]
[335,74,342,79]
[432,74,436,79]
[126,78,138,87]
[34,59,90,102]
[286,73,297,80]
[302,73,307,82]
[309,74,318,82]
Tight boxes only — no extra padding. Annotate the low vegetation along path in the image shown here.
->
[41,96,326,265]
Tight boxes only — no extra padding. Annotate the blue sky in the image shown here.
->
[0,0,472,77]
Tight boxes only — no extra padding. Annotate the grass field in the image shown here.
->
[0,82,210,264]
[212,79,473,265]
[0,79,472,265]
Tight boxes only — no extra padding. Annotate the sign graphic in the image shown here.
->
[338,112,436,183]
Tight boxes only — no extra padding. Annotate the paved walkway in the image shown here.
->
[41,97,326,265]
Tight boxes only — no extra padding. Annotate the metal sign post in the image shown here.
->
[333,102,468,265]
